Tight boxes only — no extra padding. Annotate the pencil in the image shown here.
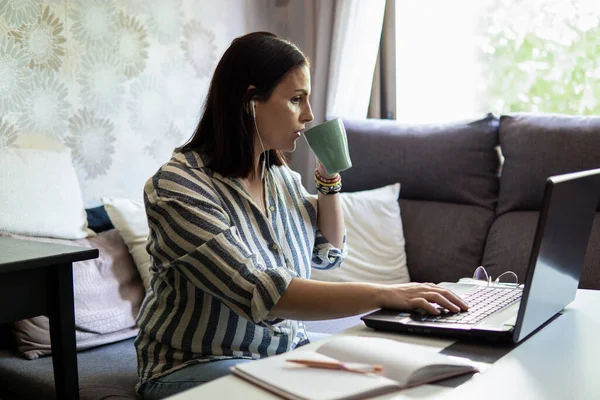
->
[286,359,383,373]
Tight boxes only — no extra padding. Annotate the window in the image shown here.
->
[395,0,600,123]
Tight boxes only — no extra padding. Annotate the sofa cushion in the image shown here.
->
[498,113,600,215]
[101,197,151,291]
[0,338,138,400]
[85,205,115,233]
[310,183,409,285]
[399,199,495,284]
[0,230,144,359]
[0,148,94,239]
[482,212,600,290]
[341,115,500,210]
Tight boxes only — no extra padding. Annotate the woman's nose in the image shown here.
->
[302,102,314,123]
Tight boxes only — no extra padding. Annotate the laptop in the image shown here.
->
[361,168,600,343]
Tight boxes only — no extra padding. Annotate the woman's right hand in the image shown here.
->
[377,282,469,315]
[269,279,469,321]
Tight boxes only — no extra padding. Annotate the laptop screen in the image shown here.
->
[513,169,600,342]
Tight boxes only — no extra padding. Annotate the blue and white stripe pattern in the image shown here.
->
[135,149,346,389]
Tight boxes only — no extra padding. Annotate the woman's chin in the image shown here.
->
[272,138,300,153]
[282,140,298,153]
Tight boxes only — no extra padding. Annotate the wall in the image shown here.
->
[0,0,271,206]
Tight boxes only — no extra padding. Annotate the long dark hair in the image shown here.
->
[181,31,309,178]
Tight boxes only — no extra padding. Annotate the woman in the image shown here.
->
[135,31,467,399]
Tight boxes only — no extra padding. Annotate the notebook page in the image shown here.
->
[231,350,400,400]
[316,336,477,386]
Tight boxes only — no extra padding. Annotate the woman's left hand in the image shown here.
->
[315,159,338,180]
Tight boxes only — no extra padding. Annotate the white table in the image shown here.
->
[167,289,600,400]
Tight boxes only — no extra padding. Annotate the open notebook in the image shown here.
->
[231,336,478,400]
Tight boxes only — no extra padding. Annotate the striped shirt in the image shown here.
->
[135,149,347,390]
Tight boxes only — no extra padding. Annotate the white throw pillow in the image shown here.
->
[101,197,151,290]
[310,183,410,285]
[0,148,92,239]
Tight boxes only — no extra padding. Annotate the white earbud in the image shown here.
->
[250,99,266,180]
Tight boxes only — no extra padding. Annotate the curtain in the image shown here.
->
[325,0,387,120]
[368,0,396,119]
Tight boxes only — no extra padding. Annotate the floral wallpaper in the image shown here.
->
[0,0,269,206]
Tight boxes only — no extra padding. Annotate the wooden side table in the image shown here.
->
[0,237,99,400]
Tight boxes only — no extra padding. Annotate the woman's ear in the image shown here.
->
[245,85,258,115]
[246,85,260,119]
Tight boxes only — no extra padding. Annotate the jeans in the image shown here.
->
[139,331,330,400]
[140,358,254,400]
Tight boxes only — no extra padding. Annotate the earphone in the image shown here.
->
[250,100,267,180]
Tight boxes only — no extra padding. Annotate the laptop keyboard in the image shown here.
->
[415,286,523,325]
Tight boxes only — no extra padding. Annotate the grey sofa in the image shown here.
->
[340,113,600,288]
[1,113,599,400]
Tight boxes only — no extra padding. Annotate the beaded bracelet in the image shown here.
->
[315,169,342,195]
[316,180,342,195]
[315,169,341,184]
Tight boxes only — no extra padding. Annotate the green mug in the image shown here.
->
[303,118,353,175]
